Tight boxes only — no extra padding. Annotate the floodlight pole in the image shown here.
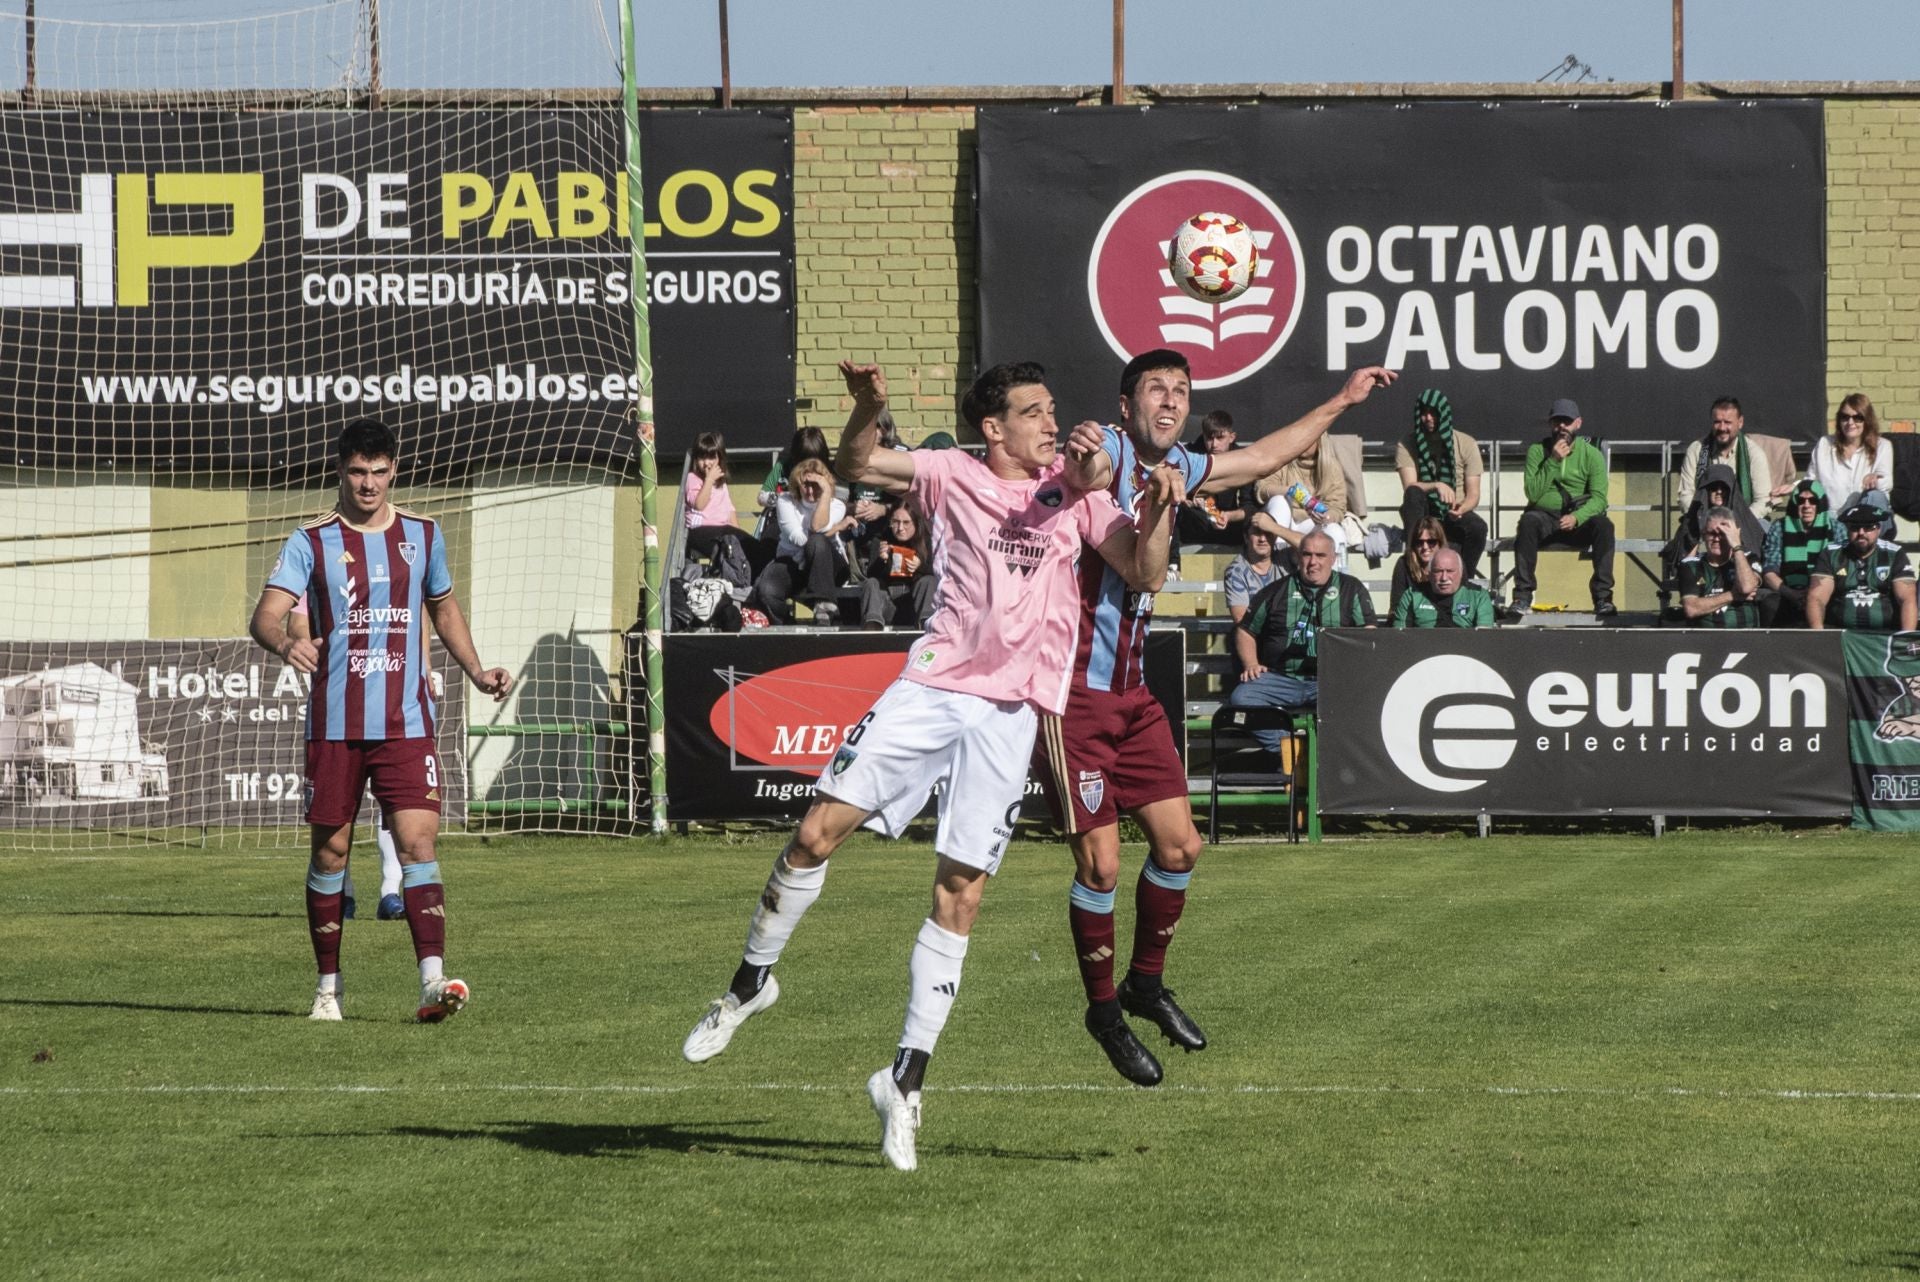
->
[621,0,668,834]
[23,0,34,105]
[1670,0,1685,101]
[365,0,382,110]
[719,0,732,108]
[1111,0,1125,105]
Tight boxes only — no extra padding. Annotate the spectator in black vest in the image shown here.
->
[1806,501,1918,632]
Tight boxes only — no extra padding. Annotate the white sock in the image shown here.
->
[376,821,402,898]
[742,854,828,967]
[900,918,969,1054]
[419,955,444,985]
[317,972,341,995]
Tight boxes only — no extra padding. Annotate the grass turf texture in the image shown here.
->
[4,831,1920,1279]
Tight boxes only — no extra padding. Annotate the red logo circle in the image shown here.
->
[1087,171,1306,389]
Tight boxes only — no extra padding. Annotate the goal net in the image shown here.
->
[0,1,652,846]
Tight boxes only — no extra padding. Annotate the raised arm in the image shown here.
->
[833,361,916,494]
[1197,367,1395,494]
[1095,463,1185,592]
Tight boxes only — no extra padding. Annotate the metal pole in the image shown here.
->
[366,0,382,109]
[23,0,34,104]
[1671,0,1685,101]
[620,0,668,833]
[718,0,732,109]
[1111,0,1125,105]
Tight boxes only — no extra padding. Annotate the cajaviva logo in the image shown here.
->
[1380,655,1519,793]
[1086,171,1305,389]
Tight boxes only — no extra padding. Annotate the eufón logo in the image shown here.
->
[1380,655,1519,793]
[1087,171,1305,389]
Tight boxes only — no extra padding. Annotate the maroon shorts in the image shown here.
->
[1033,683,1187,834]
[304,737,442,827]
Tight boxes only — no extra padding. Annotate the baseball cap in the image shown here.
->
[1839,499,1887,527]
[917,431,958,450]
[1548,398,1581,422]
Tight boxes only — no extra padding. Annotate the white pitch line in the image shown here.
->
[4,1081,1920,1103]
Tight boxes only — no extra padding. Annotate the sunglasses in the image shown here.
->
[1838,412,1865,423]
[1412,538,1438,547]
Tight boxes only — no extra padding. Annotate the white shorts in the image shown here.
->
[816,678,1037,875]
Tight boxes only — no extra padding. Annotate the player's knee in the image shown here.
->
[787,819,838,867]
[1153,828,1203,874]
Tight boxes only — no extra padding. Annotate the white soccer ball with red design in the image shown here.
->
[1167,212,1259,304]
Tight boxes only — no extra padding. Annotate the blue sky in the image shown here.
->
[4,1,1920,91]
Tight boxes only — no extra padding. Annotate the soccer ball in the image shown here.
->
[1168,212,1259,304]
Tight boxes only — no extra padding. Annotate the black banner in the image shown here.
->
[0,640,465,830]
[665,629,1186,822]
[978,103,1824,444]
[0,108,793,477]
[1318,629,1849,816]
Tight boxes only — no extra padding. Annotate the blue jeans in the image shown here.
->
[1227,672,1317,751]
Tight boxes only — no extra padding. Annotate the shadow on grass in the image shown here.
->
[1852,1249,1920,1272]
[46,909,293,920]
[312,1120,1110,1168]
[0,996,309,1019]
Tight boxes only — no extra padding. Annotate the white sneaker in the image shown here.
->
[682,975,780,1063]
[866,1067,921,1172]
[417,976,470,1024]
[308,987,343,1022]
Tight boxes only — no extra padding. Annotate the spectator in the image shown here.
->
[1811,394,1896,532]
[1668,463,1770,591]
[1389,516,1448,601]
[1506,398,1616,621]
[1394,389,1488,581]
[1228,529,1376,751]
[1222,520,1287,625]
[756,425,833,536]
[1676,396,1776,520]
[858,501,936,630]
[683,431,769,575]
[1253,436,1349,560]
[848,409,909,571]
[1762,478,1835,625]
[1174,411,1253,546]
[1806,500,1918,632]
[1392,547,1495,628]
[749,457,855,626]
[1678,506,1766,628]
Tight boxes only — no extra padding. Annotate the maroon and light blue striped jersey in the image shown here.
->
[266,510,453,741]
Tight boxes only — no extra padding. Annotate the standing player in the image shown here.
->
[250,418,513,1023]
[1042,352,1395,1085]
[681,359,1182,1172]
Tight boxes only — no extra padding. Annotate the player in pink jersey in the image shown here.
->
[250,417,513,1025]
[1041,356,1396,1085]
[682,359,1185,1172]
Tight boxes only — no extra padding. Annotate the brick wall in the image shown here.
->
[1824,100,1920,424]
[792,106,976,442]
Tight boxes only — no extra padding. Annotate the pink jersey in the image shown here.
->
[684,473,736,529]
[902,449,1130,716]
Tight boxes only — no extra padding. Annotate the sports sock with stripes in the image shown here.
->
[900,917,968,1054]
[890,1047,930,1095]
[1068,879,1118,1004]
[401,859,446,964]
[305,864,346,978]
[1129,856,1191,980]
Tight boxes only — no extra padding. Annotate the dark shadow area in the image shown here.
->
[1851,1249,1920,1272]
[289,1119,1110,1168]
[483,631,613,809]
[0,996,309,1019]
[45,909,291,920]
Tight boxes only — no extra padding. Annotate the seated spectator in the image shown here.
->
[1762,478,1835,626]
[1175,411,1254,547]
[683,431,769,576]
[1389,516,1448,601]
[1393,547,1494,628]
[1228,530,1376,751]
[1394,388,1488,581]
[848,410,908,571]
[749,458,854,625]
[1667,463,1770,597]
[1806,500,1918,632]
[1678,507,1766,627]
[755,425,833,537]
[1223,521,1287,625]
[1676,396,1779,520]
[1812,394,1896,534]
[1253,436,1349,560]
[859,502,936,630]
[1506,398,1615,620]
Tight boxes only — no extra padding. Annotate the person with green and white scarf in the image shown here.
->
[1762,477,1836,625]
[1676,396,1774,521]
[1393,388,1488,580]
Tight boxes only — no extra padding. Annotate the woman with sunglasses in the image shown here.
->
[1390,516,1449,603]
[1761,477,1834,626]
[1811,394,1895,531]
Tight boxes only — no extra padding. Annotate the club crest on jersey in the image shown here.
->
[1035,485,1064,509]
[829,745,858,777]
[1077,770,1105,813]
[399,541,420,567]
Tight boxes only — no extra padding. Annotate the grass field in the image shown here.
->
[6,828,1920,1279]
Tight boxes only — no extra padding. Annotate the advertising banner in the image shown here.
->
[977,103,1824,445]
[664,630,1186,822]
[1842,630,1920,831]
[0,108,794,472]
[1318,629,1849,816]
[0,640,465,830]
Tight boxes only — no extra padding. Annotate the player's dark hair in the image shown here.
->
[337,417,397,463]
[1120,349,1190,400]
[1712,395,1742,415]
[1203,410,1235,433]
[779,426,831,474]
[962,361,1047,431]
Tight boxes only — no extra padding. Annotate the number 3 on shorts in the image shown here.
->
[424,753,439,789]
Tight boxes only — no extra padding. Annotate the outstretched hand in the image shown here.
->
[473,667,514,701]
[1340,366,1397,407]
[1064,421,1106,462]
[839,360,888,409]
[1142,462,1188,510]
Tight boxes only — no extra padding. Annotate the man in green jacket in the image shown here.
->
[1504,398,1617,621]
